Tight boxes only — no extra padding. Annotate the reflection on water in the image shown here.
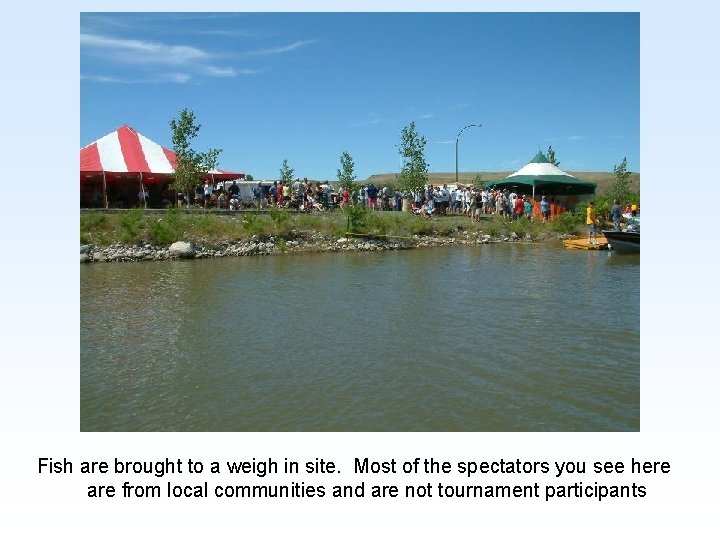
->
[81,243,639,431]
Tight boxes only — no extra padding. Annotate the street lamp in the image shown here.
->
[455,123,482,186]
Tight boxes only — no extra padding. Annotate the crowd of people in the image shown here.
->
[177,179,570,223]
[340,183,565,223]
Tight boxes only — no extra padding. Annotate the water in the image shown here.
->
[81,244,639,431]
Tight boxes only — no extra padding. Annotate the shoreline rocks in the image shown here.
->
[80,232,560,264]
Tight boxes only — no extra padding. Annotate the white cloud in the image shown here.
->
[81,72,193,84]
[80,74,133,84]
[81,33,210,65]
[433,140,454,145]
[419,113,434,119]
[567,135,587,141]
[160,73,192,84]
[500,158,522,169]
[244,40,317,55]
[350,117,381,127]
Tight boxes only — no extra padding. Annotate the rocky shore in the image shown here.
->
[80,230,558,263]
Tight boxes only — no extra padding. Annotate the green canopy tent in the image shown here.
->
[486,151,596,200]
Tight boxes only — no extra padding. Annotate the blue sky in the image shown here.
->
[80,12,639,180]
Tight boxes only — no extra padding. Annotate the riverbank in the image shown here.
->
[80,208,581,263]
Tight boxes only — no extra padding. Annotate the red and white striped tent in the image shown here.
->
[80,124,243,182]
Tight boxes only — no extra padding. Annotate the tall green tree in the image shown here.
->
[169,108,221,205]
[547,145,560,167]
[279,159,294,184]
[397,121,429,194]
[611,157,631,202]
[337,151,357,191]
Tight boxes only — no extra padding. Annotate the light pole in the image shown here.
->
[455,123,482,186]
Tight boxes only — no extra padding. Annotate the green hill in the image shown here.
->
[364,171,640,196]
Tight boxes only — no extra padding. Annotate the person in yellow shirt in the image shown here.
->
[587,201,598,244]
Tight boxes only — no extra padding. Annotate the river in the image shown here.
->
[81,243,639,431]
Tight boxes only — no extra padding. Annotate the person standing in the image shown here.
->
[587,201,598,244]
[203,180,213,208]
[138,184,148,208]
[540,196,550,224]
[253,182,263,208]
[611,198,622,231]
[514,195,524,220]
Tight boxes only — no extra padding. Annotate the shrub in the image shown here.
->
[409,218,432,235]
[192,214,215,235]
[117,208,145,243]
[148,207,183,244]
[343,204,369,233]
[508,218,531,236]
[550,211,582,235]
[269,207,290,226]
[241,213,266,236]
[80,211,107,233]
[365,212,391,235]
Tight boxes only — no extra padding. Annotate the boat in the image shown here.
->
[563,237,608,250]
[602,219,640,253]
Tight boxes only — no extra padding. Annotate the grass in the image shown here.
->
[80,208,576,247]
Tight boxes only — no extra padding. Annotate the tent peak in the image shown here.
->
[530,150,551,164]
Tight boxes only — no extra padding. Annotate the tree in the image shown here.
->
[279,159,294,184]
[611,157,631,203]
[397,121,429,194]
[337,151,357,191]
[169,109,221,206]
[245,174,254,182]
[547,145,560,167]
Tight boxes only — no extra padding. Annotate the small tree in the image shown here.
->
[547,145,560,167]
[397,121,429,195]
[611,157,631,203]
[279,159,294,184]
[245,174,254,182]
[337,151,357,192]
[169,109,221,206]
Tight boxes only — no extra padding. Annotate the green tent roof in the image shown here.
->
[486,151,596,195]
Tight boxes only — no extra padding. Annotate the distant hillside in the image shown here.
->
[364,171,640,196]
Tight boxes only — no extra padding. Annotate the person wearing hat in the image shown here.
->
[540,195,550,223]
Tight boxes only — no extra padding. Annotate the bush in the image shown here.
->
[191,214,215,235]
[550,211,582,235]
[80,211,107,233]
[409,218,432,235]
[148,207,183,244]
[365,212,391,235]
[343,204,369,233]
[269,207,290,226]
[117,208,145,243]
[241,213,266,236]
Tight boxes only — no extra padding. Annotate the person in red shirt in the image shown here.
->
[514,195,525,220]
